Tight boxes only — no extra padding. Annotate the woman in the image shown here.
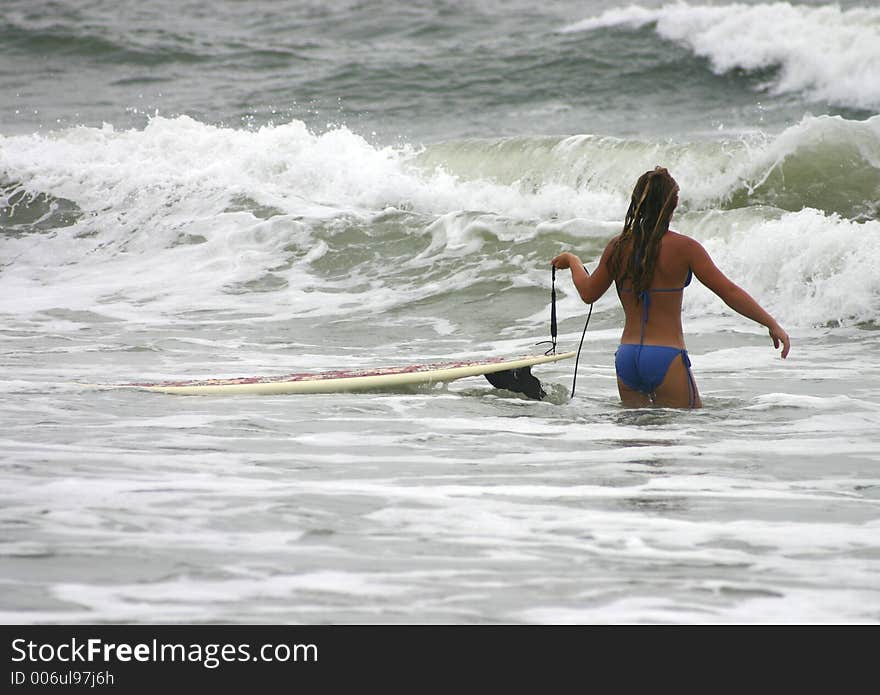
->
[551,166,790,408]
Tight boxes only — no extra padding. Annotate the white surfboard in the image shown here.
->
[108,352,576,396]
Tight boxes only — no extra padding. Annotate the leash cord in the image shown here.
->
[538,265,593,399]
[550,266,557,354]
[537,266,558,356]
[570,300,592,399]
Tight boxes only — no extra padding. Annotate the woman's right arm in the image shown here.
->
[551,239,616,304]
[687,238,791,358]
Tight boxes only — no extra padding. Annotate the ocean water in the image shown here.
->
[1,0,879,624]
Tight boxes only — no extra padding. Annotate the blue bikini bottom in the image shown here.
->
[615,344,691,394]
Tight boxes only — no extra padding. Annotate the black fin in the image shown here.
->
[484,367,546,400]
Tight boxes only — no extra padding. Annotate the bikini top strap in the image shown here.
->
[619,268,692,294]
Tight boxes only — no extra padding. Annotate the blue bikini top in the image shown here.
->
[618,268,693,299]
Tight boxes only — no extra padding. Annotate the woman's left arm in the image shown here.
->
[551,240,615,304]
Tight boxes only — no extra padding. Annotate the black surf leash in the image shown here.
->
[571,295,592,398]
[538,266,559,356]
[537,264,593,398]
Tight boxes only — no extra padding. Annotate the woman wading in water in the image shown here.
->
[551,166,790,408]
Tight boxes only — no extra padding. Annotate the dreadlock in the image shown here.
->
[608,166,680,300]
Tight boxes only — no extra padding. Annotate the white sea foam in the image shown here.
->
[560,2,880,110]
[745,393,880,412]
[682,207,880,327]
[3,113,876,223]
[516,586,880,624]
[1,114,878,328]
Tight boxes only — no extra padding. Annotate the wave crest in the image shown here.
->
[1,115,878,328]
[414,115,880,219]
[561,2,880,111]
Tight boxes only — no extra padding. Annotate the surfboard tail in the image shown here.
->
[483,367,546,400]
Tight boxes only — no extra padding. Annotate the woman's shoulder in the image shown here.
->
[659,230,704,269]
[600,234,622,256]
[664,230,700,252]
